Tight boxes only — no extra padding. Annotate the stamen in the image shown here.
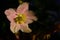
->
[14,14,26,24]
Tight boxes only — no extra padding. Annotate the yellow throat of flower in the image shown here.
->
[14,14,26,24]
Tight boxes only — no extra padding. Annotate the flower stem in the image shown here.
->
[15,32,20,40]
[32,35,36,40]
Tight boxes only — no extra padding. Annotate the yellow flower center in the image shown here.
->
[14,14,26,24]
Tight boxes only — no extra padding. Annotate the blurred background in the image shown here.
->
[0,0,60,40]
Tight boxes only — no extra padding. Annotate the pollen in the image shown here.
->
[14,14,26,24]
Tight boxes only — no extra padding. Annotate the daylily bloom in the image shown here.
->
[4,2,37,33]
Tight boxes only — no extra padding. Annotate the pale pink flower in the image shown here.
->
[4,2,37,33]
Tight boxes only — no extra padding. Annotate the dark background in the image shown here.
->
[0,0,60,40]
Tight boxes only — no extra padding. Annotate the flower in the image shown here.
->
[4,2,37,33]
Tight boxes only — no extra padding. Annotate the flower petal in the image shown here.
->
[17,2,29,13]
[4,8,17,16]
[10,22,16,33]
[27,16,37,21]
[26,11,38,21]
[25,19,33,24]
[5,8,17,22]
[20,23,32,33]
[10,22,20,33]
[7,13,17,22]
[14,24,21,33]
